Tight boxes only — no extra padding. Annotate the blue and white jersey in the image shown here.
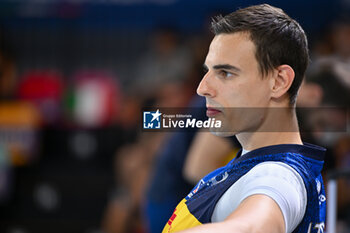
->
[163,143,326,233]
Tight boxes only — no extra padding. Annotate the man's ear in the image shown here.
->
[270,65,295,99]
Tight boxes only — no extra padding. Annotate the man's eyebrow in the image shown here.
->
[213,64,241,73]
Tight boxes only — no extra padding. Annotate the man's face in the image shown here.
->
[197,32,273,135]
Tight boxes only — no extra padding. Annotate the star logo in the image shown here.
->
[151,109,162,122]
[143,109,162,129]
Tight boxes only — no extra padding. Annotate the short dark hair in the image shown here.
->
[211,4,309,104]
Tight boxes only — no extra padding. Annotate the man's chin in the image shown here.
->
[209,128,236,137]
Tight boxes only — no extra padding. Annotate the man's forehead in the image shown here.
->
[205,32,256,66]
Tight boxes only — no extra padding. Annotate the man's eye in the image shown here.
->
[219,70,233,78]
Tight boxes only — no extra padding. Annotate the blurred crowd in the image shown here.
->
[0,2,350,233]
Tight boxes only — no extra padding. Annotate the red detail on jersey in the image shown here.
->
[167,208,177,226]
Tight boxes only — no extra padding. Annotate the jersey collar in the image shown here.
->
[235,143,326,162]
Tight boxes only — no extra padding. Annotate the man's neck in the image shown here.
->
[236,108,302,151]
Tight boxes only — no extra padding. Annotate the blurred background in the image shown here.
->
[0,0,349,233]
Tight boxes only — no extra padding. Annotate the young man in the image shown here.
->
[162,4,326,233]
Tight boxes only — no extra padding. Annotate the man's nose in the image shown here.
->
[197,73,216,98]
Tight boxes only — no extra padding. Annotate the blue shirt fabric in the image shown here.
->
[184,143,326,233]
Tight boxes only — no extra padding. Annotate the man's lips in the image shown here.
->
[206,107,222,117]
